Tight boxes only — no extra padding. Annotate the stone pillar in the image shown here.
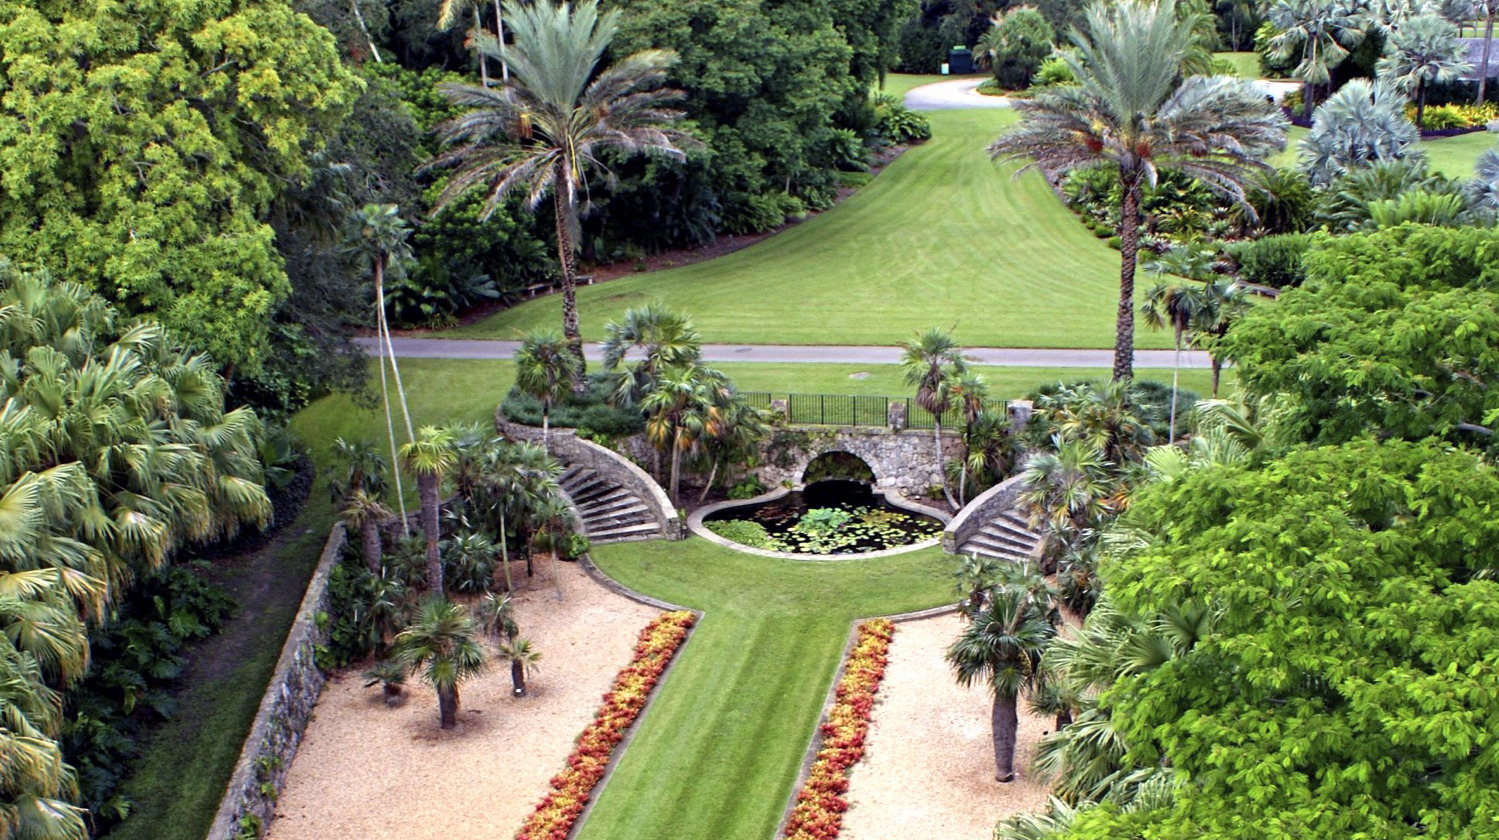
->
[769,398,789,422]
[887,401,907,431]
[1006,399,1033,433]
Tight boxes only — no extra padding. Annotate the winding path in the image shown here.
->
[903,77,1014,110]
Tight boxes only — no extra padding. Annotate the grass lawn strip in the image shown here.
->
[516,611,696,840]
[782,620,895,840]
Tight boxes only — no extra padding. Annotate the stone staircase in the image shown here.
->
[558,464,661,544]
[952,508,1042,564]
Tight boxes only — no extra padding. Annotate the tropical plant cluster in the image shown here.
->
[514,610,695,840]
[499,376,645,439]
[782,619,894,840]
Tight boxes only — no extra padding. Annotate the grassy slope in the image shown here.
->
[448,106,1169,350]
[1271,125,1494,176]
[579,540,952,840]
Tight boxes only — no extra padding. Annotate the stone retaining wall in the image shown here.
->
[494,410,682,540]
[206,523,346,840]
[753,425,966,497]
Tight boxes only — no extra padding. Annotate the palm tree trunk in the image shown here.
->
[993,692,1019,782]
[670,429,683,506]
[934,419,958,510]
[1113,179,1142,383]
[1211,355,1223,398]
[1478,11,1495,106]
[542,408,550,450]
[350,0,382,62]
[362,519,382,574]
[1416,76,1428,130]
[1056,708,1073,730]
[696,459,719,506]
[511,659,526,696]
[374,263,410,534]
[439,686,459,729]
[493,0,509,82]
[419,474,442,592]
[1169,326,1182,442]
[499,509,514,592]
[474,7,489,88]
[551,161,587,390]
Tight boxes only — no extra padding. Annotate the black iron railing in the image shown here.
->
[738,392,975,430]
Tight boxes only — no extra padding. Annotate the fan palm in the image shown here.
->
[1019,437,1118,571]
[1298,78,1423,184]
[600,302,703,408]
[990,0,1285,383]
[1267,0,1370,116]
[946,573,1060,782]
[394,597,487,729]
[900,328,968,510]
[399,427,457,593]
[514,329,582,448]
[1470,146,1499,212]
[428,0,699,381]
[327,437,388,505]
[475,592,518,642]
[1376,13,1473,127]
[497,637,542,696]
[474,442,558,591]
[641,363,731,505]
[1140,280,1213,441]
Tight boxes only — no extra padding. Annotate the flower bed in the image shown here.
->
[515,610,696,840]
[782,619,895,840]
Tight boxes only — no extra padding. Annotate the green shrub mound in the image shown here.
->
[500,374,645,437]
[705,520,774,549]
[1227,232,1314,289]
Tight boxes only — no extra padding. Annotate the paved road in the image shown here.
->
[358,337,1213,368]
[903,77,1014,111]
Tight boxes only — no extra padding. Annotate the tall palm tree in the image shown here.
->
[399,427,456,593]
[428,0,699,381]
[497,637,542,696]
[351,204,417,530]
[641,363,731,505]
[601,302,703,408]
[900,328,968,510]
[393,597,487,729]
[1139,279,1212,441]
[946,570,1060,783]
[514,329,582,448]
[1476,0,1498,105]
[991,0,1285,383]
[1267,0,1370,117]
[948,371,990,506]
[1376,13,1473,127]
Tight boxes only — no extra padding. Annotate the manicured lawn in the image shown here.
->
[445,106,1171,350]
[579,539,953,840]
[717,362,1225,399]
[1216,51,1264,79]
[1271,125,1495,176]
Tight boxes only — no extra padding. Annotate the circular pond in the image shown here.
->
[696,480,946,557]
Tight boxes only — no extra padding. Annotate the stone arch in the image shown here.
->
[799,449,878,486]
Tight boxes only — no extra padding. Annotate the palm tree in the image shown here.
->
[1469,145,1499,211]
[1476,0,1498,105]
[399,427,457,593]
[601,302,704,408]
[327,437,388,505]
[948,371,990,506]
[428,0,699,380]
[1267,0,1370,117]
[437,0,507,85]
[351,204,417,530]
[341,490,394,573]
[1298,78,1423,184]
[1188,279,1250,398]
[900,328,969,510]
[393,597,487,729]
[1019,438,1118,572]
[474,442,558,591]
[0,640,88,840]
[954,553,1007,616]
[946,570,1060,782]
[641,363,731,505]
[1376,13,1473,127]
[514,329,582,448]
[476,592,518,642]
[497,638,542,696]
[1139,280,1212,441]
[990,0,1285,383]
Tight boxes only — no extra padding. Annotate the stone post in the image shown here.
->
[1006,400,1033,433]
[887,401,907,431]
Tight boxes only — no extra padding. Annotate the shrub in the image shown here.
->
[872,98,932,144]
[705,519,773,548]
[1033,55,1075,86]
[500,374,645,437]
[1226,232,1314,288]
[728,477,766,499]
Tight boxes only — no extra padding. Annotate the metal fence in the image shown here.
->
[739,392,972,430]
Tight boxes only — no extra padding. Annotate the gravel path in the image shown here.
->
[903,77,1015,111]
[842,613,1053,840]
[265,560,660,840]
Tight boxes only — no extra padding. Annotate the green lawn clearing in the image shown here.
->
[579,539,953,840]
[1215,52,1264,79]
[1271,125,1495,176]
[445,105,1170,351]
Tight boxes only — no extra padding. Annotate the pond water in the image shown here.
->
[703,480,943,555]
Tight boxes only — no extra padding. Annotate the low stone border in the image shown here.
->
[206,523,347,840]
[577,553,690,612]
[687,488,950,561]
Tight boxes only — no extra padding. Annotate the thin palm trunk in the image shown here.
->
[669,427,683,506]
[361,519,382,573]
[993,692,1019,782]
[438,686,459,729]
[511,659,527,696]
[500,509,514,592]
[375,263,410,533]
[696,459,719,506]
[934,419,958,510]
[1211,354,1223,397]
[382,310,416,444]
[1480,13,1495,105]
[1169,323,1183,441]
[419,474,442,592]
[1113,179,1142,383]
[542,408,550,449]
[552,161,587,390]
[493,0,509,82]
[351,0,383,62]
[1415,76,1428,129]
[474,7,490,87]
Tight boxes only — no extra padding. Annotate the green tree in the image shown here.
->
[473,442,562,590]
[399,427,457,593]
[341,490,394,574]
[0,0,358,377]
[497,638,542,696]
[428,0,697,378]
[946,568,1060,783]
[901,328,969,510]
[394,598,487,729]
[513,329,583,448]
[991,0,1285,383]
[601,302,704,408]
[1139,277,1213,441]
[976,7,1057,89]
[1375,13,1472,127]
[1266,0,1370,116]
[641,363,734,505]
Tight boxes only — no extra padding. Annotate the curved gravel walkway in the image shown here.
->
[903,77,1014,111]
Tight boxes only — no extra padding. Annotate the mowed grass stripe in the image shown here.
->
[577,541,952,840]
[450,103,1165,350]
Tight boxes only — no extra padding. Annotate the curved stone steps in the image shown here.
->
[559,464,661,544]
[954,508,1042,564]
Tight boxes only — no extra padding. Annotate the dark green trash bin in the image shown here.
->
[947,46,974,75]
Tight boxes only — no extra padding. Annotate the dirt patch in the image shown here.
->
[841,613,1052,840]
[264,559,660,840]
